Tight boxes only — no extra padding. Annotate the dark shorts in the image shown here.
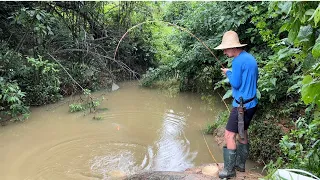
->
[226,106,258,133]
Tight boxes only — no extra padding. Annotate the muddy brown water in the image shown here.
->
[0,81,261,180]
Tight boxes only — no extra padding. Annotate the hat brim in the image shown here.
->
[214,44,247,50]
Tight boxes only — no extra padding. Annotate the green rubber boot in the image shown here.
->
[219,147,236,179]
[235,142,249,172]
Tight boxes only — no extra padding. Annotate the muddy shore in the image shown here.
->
[124,127,264,180]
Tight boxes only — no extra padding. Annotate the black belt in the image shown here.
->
[235,96,256,104]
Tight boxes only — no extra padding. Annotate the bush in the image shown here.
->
[0,78,29,121]
[23,56,62,105]
[278,117,320,176]
[68,89,103,114]
[249,118,284,164]
[204,110,229,134]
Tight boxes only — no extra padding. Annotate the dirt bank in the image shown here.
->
[124,127,263,180]
[125,163,263,180]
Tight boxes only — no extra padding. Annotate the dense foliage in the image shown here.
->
[0,2,157,121]
[140,1,320,177]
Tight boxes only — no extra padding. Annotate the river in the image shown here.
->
[0,81,258,180]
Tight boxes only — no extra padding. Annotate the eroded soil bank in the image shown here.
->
[124,127,264,180]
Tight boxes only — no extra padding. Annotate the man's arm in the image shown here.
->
[226,61,242,89]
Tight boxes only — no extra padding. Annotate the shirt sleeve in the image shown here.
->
[226,60,242,89]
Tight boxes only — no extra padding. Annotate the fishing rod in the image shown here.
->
[113,20,225,69]
[113,20,230,113]
[113,20,231,164]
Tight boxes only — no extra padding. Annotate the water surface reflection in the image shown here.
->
[153,109,196,171]
[0,81,225,180]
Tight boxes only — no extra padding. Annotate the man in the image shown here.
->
[214,30,258,179]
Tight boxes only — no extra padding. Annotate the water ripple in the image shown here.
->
[153,109,196,171]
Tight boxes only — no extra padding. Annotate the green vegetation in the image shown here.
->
[93,116,104,121]
[0,1,319,177]
[204,110,229,134]
[0,77,29,121]
[139,1,320,177]
[0,2,157,122]
[69,89,103,114]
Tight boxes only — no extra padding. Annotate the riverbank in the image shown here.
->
[124,126,264,180]
[126,163,263,180]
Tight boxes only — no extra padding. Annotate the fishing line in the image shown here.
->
[114,21,230,163]
[114,20,225,69]
[218,92,231,113]
[201,128,219,164]
[114,20,231,113]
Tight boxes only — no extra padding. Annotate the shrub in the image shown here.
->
[0,78,29,121]
[204,110,229,134]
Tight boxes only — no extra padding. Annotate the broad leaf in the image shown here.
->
[312,41,320,58]
[301,81,320,106]
[278,47,300,60]
[314,4,320,26]
[222,89,232,100]
[297,25,313,43]
[305,9,315,16]
[256,89,261,99]
[288,20,300,43]
[278,1,292,15]
[279,22,290,34]
[303,53,317,71]
[302,75,313,84]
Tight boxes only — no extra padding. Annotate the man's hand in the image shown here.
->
[221,68,229,75]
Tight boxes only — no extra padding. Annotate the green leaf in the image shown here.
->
[270,78,277,86]
[297,25,313,43]
[302,75,313,85]
[222,89,232,100]
[288,20,300,43]
[36,14,41,21]
[303,53,317,71]
[314,5,320,26]
[256,89,261,99]
[312,41,320,58]
[279,22,290,34]
[314,110,320,120]
[287,82,301,94]
[305,9,315,16]
[278,47,300,60]
[278,1,292,15]
[301,81,320,106]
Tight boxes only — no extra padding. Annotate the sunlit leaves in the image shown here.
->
[312,4,320,26]
[301,69,320,106]
[278,115,320,176]
[249,2,281,48]
[279,22,290,34]
[312,42,320,58]
[301,81,320,106]
[312,35,320,58]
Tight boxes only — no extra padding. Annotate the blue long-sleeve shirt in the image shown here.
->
[226,51,258,109]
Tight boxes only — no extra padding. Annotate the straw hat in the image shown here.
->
[214,31,247,50]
